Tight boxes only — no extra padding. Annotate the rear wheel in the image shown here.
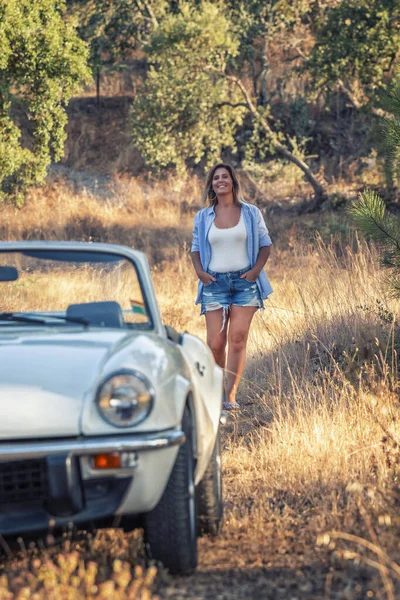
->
[143,407,197,575]
[196,429,223,536]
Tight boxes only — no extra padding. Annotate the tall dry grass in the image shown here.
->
[2,177,400,597]
[152,194,400,595]
[1,174,199,263]
[153,227,400,499]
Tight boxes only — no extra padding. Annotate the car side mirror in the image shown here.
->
[0,266,19,282]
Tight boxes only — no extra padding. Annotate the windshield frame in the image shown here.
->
[0,242,163,335]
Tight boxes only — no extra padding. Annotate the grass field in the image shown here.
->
[1,177,400,599]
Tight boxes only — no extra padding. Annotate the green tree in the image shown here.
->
[308,0,400,109]
[131,1,326,198]
[68,0,168,102]
[225,0,312,106]
[0,0,90,203]
[131,2,246,175]
[380,86,400,186]
[350,86,400,295]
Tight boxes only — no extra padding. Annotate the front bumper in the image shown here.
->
[0,429,184,536]
[0,430,185,461]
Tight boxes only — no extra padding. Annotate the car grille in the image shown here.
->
[0,459,48,505]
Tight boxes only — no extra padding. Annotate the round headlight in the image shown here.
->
[96,371,154,427]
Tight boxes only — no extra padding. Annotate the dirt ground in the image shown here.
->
[0,406,398,599]
[153,411,393,600]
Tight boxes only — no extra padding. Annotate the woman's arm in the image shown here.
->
[241,207,272,281]
[191,214,215,284]
[191,251,203,276]
[253,246,271,275]
[191,251,216,285]
[240,246,271,281]
[257,207,273,247]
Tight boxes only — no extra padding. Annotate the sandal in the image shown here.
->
[222,400,241,411]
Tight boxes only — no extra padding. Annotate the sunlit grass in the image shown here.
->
[2,178,400,596]
[1,263,147,326]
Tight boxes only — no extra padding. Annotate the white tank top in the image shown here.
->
[208,211,249,272]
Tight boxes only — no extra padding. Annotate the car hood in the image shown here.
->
[0,329,141,440]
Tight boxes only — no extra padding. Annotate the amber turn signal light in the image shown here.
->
[93,453,121,469]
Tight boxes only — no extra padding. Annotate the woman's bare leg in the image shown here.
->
[226,305,257,403]
[205,308,229,370]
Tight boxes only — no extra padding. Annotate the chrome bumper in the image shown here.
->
[0,429,185,461]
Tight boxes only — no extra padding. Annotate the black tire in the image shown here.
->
[196,429,223,537]
[143,407,197,575]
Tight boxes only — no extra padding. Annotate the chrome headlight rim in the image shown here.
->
[95,368,155,428]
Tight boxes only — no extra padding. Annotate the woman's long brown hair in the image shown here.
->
[201,163,244,206]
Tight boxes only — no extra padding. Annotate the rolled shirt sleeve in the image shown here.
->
[257,208,272,247]
[191,212,200,252]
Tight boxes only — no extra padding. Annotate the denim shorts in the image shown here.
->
[200,266,263,319]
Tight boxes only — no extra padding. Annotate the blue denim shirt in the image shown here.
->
[191,201,273,304]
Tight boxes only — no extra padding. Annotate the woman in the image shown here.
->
[191,163,273,410]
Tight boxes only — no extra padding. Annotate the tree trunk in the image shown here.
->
[259,36,269,107]
[338,79,389,118]
[96,67,101,106]
[227,74,327,203]
[272,134,326,200]
[260,115,327,202]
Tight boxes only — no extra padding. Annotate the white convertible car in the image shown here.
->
[0,241,224,574]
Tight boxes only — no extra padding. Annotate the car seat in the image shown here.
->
[66,301,125,328]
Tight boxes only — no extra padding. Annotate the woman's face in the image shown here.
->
[212,168,233,197]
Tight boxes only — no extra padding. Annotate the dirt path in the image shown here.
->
[153,413,383,600]
[154,503,377,600]
[157,541,330,599]
[0,410,393,599]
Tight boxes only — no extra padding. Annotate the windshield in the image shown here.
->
[0,249,150,329]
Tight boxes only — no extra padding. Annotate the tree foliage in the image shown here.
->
[131,0,325,196]
[68,0,168,72]
[0,0,90,203]
[308,0,400,105]
[350,86,400,296]
[69,0,400,200]
[5,0,400,202]
[349,190,400,295]
[131,2,246,174]
[380,85,400,184]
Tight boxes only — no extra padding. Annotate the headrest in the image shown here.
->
[66,301,125,328]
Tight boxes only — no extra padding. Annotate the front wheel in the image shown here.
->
[143,407,197,575]
[196,429,223,536]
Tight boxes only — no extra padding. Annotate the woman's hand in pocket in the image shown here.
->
[198,271,216,286]
[240,268,258,282]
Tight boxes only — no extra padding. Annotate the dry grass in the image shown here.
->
[1,266,148,327]
[2,177,400,598]
[1,174,199,266]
